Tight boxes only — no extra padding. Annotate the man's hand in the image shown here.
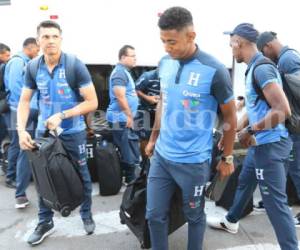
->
[45,113,63,131]
[145,141,155,158]
[238,128,255,148]
[147,95,160,105]
[126,115,134,128]
[19,131,35,150]
[216,160,234,180]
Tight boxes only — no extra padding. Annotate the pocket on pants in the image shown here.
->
[121,128,140,164]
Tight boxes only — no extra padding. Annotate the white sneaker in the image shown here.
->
[253,200,266,212]
[207,216,239,234]
[15,196,29,209]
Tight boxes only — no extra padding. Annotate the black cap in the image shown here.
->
[224,23,259,43]
[256,31,277,51]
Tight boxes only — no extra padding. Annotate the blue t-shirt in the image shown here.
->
[106,63,139,123]
[278,46,300,74]
[245,53,288,145]
[155,47,234,163]
[24,53,92,134]
[4,52,38,110]
[135,69,160,110]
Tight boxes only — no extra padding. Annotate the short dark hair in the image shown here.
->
[256,31,277,52]
[158,6,193,31]
[118,45,135,60]
[37,20,62,35]
[0,43,11,53]
[23,37,37,47]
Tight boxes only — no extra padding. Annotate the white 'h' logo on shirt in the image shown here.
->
[187,72,200,87]
[59,69,66,79]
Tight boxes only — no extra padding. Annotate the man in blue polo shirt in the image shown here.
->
[0,43,10,174]
[17,20,98,246]
[106,45,140,184]
[208,23,298,250]
[3,37,39,208]
[135,69,160,112]
[135,69,160,158]
[257,31,300,226]
[145,7,237,250]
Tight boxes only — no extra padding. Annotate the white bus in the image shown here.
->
[1,0,299,108]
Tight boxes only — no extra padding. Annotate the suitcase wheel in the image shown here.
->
[60,206,71,217]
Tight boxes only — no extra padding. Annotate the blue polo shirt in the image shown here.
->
[4,52,38,111]
[245,53,288,145]
[24,53,92,134]
[155,47,234,163]
[135,69,160,110]
[278,46,300,74]
[106,63,139,123]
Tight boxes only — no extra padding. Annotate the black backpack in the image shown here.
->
[247,56,300,133]
[0,63,9,113]
[279,49,300,134]
[245,57,277,107]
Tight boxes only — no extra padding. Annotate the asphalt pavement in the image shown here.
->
[0,170,300,250]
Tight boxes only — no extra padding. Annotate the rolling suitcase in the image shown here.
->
[119,159,186,249]
[94,139,122,196]
[27,133,84,217]
[86,134,102,182]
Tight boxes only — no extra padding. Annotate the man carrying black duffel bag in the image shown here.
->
[17,20,98,246]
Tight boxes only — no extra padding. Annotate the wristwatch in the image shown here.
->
[59,111,66,120]
[246,125,255,135]
[221,155,234,165]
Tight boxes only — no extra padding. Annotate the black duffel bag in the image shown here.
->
[27,131,84,217]
[120,159,186,249]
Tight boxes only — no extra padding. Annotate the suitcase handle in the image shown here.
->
[139,158,150,177]
[32,142,42,150]
[44,129,58,138]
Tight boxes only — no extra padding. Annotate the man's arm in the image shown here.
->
[6,59,24,98]
[216,99,237,179]
[113,86,134,128]
[252,83,291,131]
[145,92,162,157]
[220,99,237,155]
[237,112,249,132]
[17,88,35,150]
[63,84,98,117]
[45,84,98,131]
[136,90,159,105]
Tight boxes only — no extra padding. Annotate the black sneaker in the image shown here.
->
[83,217,95,235]
[294,213,300,228]
[5,179,16,189]
[27,221,54,245]
[253,200,265,212]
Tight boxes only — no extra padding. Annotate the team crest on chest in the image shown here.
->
[187,72,200,87]
[59,69,66,79]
